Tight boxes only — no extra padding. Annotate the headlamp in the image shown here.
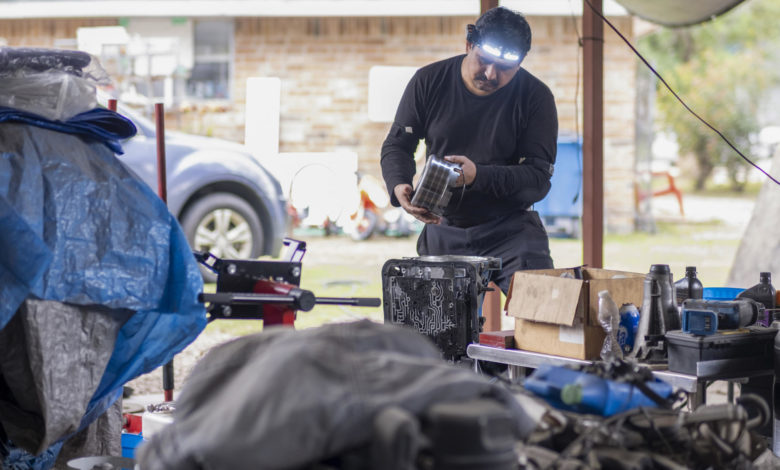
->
[479,42,521,62]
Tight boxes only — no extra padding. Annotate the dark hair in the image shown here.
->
[473,6,531,58]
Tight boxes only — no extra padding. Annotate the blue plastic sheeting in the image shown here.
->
[0,120,206,466]
[0,106,136,154]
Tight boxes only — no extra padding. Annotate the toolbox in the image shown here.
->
[665,327,777,377]
[382,256,500,360]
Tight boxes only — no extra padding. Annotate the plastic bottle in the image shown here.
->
[597,290,622,361]
[738,272,776,326]
[674,266,704,306]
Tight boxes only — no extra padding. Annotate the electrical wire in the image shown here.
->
[582,0,780,187]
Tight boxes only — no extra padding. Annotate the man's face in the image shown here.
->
[462,42,522,96]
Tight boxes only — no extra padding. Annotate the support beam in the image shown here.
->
[480,0,498,14]
[582,0,604,268]
[480,0,501,331]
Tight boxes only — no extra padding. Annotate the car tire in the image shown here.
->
[181,193,264,283]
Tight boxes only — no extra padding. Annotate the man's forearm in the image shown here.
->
[471,164,552,205]
[380,145,417,206]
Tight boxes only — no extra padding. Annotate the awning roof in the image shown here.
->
[614,0,748,27]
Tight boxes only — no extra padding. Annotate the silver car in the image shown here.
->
[116,105,289,281]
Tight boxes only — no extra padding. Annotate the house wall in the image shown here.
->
[0,18,117,46]
[0,15,637,232]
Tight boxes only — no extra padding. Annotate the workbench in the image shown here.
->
[467,344,774,408]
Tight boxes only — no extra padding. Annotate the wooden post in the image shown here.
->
[481,282,502,332]
[480,0,498,13]
[582,0,604,268]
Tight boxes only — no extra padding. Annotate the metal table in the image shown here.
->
[467,344,772,408]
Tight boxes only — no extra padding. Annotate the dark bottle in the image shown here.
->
[674,266,704,306]
[738,272,776,325]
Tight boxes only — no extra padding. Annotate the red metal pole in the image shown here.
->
[155,103,168,204]
[155,103,173,401]
[582,0,604,268]
[107,99,117,112]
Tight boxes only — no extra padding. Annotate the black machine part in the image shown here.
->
[631,265,678,362]
[382,256,500,360]
[194,239,380,321]
[665,326,777,377]
[682,298,761,330]
[423,399,519,470]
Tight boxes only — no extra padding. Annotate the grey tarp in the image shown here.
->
[0,299,131,456]
[615,0,747,27]
[137,320,536,470]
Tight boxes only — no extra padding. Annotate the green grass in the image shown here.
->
[201,264,385,337]
[549,220,741,288]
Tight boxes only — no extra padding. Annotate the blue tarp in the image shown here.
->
[0,109,206,467]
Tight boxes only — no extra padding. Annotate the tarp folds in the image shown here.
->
[0,106,136,154]
[0,122,206,467]
[0,300,130,455]
[137,320,535,470]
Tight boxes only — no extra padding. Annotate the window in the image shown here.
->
[187,20,233,100]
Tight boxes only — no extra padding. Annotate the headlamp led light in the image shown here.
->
[467,24,522,63]
[479,42,521,62]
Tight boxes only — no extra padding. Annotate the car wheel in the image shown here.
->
[181,193,264,283]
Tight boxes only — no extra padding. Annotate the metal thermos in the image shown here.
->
[631,264,679,361]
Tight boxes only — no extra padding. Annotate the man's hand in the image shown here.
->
[444,155,476,187]
[393,184,441,224]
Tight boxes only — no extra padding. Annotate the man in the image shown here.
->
[380,6,557,294]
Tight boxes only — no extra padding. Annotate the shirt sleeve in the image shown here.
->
[380,72,426,207]
[469,85,558,206]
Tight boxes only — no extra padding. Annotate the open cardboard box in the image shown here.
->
[505,267,645,360]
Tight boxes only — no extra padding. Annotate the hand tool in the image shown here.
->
[681,298,764,335]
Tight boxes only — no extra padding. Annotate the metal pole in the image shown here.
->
[107,99,117,112]
[155,103,173,402]
[582,0,604,268]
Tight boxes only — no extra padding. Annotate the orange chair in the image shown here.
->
[634,171,684,216]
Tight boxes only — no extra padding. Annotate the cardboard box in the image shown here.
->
[506,267,645,360]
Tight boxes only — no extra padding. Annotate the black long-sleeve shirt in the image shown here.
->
[380,55,558,227]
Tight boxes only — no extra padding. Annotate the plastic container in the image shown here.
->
[738,272,776,325]
[121,432,143,459]
[674,266,703,306]
[597,290,622,360]
[703,287,744,301]
[524,364,673,417]
[666,327,776,377]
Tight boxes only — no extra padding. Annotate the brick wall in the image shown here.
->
[231,15,637,232]
[0,18,117,47]
[0,15,637,232]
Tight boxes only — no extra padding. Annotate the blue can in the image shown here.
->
[617,303,640,354]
